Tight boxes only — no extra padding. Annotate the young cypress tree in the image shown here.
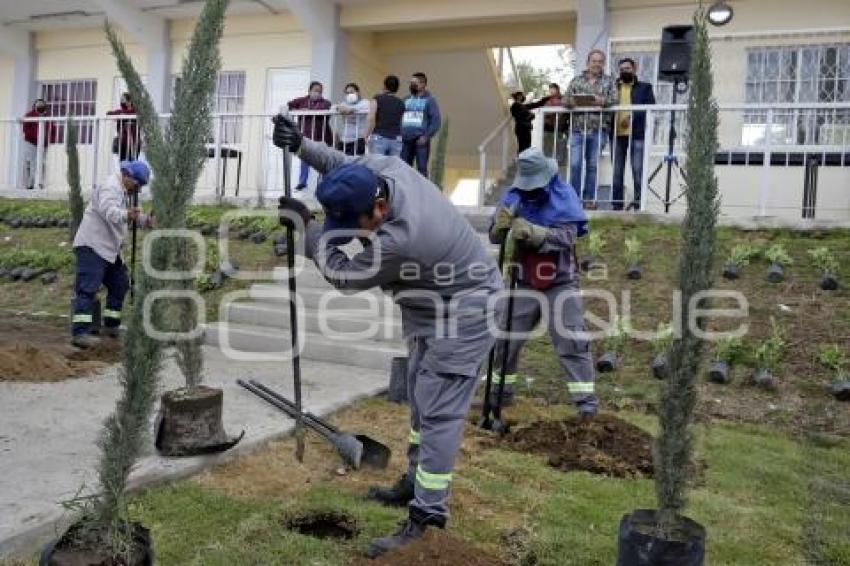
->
[654,9,720,532]
[66,118,85,240]
[430,118,449,191]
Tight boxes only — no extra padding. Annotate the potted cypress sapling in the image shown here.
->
[817,345,850,402]
[617,10,718,565]
[624,236,643,280]
[808,246,840,290]
[707,335,745,384]
[751,317,785,391]
[66,118,85,241]
[721,244,757,280]
[580,232,605,272]
[106,0,241,457]
[764,243,792,283]
[596,316,629,373]
[650,323,675,380]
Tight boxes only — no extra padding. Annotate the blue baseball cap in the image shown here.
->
[316,163,381,234]
[120,160,151,186]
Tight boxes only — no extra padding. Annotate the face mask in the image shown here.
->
[36,105,47,113]
[345,93,358,104]
[620,72,634,83]
[309,91,321,100]
[409,85,419,95]
[521,188,548,204]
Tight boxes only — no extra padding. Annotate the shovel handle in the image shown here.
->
[248,380,340,435]
[480,234,510,424]
[237,380,336,441]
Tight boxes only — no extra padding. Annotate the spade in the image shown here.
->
[238,379,391,470]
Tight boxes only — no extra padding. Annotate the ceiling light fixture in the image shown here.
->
[707,1,734,26]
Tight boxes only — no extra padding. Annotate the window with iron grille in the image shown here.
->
[170,71,245,144]
[37,79,98,144]
[744,43,850,146]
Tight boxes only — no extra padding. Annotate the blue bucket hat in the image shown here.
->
[120,160,151,187]
[511,148,558,191]
[316,163,381,234]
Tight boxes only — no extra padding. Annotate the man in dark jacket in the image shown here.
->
[510,91,550,154]
[611,58,655,211]
[288,81,333,191]
[107,92,142,162]
[401,72,441,177]
[21,98,56,190]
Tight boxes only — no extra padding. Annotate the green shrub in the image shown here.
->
[817,344,847,374]
[651,323,675,356]
[727,244,758,268]
[587,232,605,257]
[753,318,786,373]
[624,236,642,265]
[602,316,630,354]
[764,244,793,266]
[808,247,838,274]
[0,249,73,271]
[714,335,746,364]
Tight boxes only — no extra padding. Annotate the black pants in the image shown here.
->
[335,138,366,156]
[515,126,532,153]
[401,138,431,177]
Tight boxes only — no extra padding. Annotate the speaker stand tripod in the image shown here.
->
[646,78,689,213]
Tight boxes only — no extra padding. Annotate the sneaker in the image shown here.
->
[366,511,444,559]
[366,473,414,507]
[71,334,101,349]
[294,183,307,192]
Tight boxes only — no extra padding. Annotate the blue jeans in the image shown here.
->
[72,246,129,336]
[401,138,431,177]
[569,129,605,202]
[298,160,310,188]
[612,136,645,210]
[369,134,402,157]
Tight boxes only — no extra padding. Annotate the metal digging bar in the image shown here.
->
[250,379,391,469]
[128,188,139,304]
[478,234,509,431]
[490,256,518,436]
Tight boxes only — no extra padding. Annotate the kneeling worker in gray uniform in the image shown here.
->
[273,116,503,559]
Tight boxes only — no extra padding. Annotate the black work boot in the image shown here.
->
[366,473,414,507]
[366,509,445,559]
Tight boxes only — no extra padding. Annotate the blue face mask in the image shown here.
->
[520,188,549,205]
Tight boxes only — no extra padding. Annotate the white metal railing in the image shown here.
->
[495,101,850,219]
[1,110,375,202]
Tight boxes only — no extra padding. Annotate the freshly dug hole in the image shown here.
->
[284,511,359,540]
[502,414,654,478]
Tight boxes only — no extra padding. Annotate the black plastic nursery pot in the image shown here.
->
[820,273,839,291]
[616,509,705,566]
[596,351,619,373]
[721,263,739,280]
[580,255,596,272]
[831,379,850,402]
[21,267,45,282]
[751,369,777,391]
[40,521,153,566]
[766,263,784,283]
[651,353,668,380]
[387,356,409,404]
[155,385,244,457]
[42,271,58,285]
[8,218,22,228]
[199,224,216,236]
[626,264,642,280]
[0,267,10,279]
[708,360,731,384]
[10,267,25,280]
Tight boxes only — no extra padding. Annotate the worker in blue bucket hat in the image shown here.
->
[273,115,503,559]
[488,147,598,418]
[70,160,152,349]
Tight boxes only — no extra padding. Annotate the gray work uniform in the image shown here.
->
[489,219,598,414]
[298,139,503,521]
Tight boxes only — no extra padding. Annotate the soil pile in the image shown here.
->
[353,531,507,566]
[504,414,654,477]
[0,343,74,381]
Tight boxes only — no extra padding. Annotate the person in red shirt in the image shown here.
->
[287,81,332,191]
[21,98,56,190]
[107,92,142,161]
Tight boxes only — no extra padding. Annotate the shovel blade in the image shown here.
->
[331,433,364,470]
[356,434,391,469]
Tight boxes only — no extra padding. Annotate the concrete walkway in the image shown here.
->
[0,346,389,559]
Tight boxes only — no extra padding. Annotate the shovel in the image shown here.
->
[238,379,391,470]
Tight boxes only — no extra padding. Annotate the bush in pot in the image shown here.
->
[808,247,839,291]
[617,10,718,565]
[764,243,792,283]
[624,236,643,280]
[596,316,629,373]
[650,323,675,380]
[751,318,785,391]
[817,344,850,402]
[580,232,605,272]
[721,244,758,280]
[707,336,745,385]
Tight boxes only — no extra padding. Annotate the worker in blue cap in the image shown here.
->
[70,160,152,349]
[489,147,597,419]
[273,115,503,559]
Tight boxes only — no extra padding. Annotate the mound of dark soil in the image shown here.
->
[504,414,654,478]
[353,531,507,566]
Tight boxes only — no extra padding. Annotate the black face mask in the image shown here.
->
[36,105,47,114]
[521,188,549,205]
[619,72,635,83]
[409,85,419,95]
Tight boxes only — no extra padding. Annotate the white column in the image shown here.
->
[0,27,35,189]
[285,0,348,96]
[91,0,171,112]
[575,0,609,67]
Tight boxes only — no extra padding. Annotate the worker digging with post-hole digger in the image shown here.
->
[272,114,504,559]
[487,147,598,421]
[70,161,152,349]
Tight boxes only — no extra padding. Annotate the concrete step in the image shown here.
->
[248,284,399,315]
[224,301,402,342]
[204,322,404,371]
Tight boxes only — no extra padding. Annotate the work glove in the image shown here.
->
[272,115,303,153]
[278,196,313,229]
[490,206,514,241]
[511,217,549,248]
